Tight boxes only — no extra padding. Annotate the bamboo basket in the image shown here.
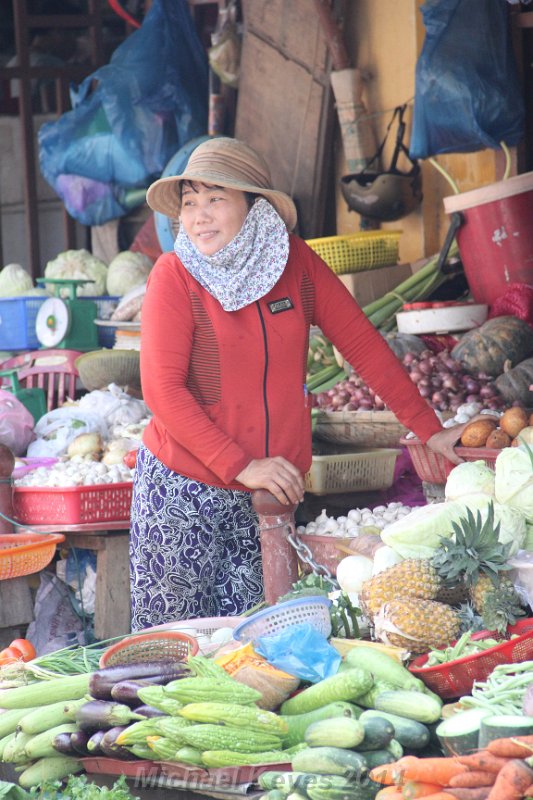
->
[313,410,408,448]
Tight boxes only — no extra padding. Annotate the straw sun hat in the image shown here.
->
[146,137,298,231]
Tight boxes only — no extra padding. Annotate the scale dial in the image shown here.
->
[35,297,71,347]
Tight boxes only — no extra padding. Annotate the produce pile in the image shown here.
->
[313,349,503,415]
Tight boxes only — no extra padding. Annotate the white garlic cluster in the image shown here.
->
[15,456,134,488]
[442,401,501,429]
[296,502,411,537]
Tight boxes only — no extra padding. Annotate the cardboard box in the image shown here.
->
[339,262,413,308]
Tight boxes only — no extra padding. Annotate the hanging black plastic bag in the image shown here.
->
[410,0,524,159]
[38,0,208,226]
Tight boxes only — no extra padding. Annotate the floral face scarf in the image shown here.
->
[174,198,289,311]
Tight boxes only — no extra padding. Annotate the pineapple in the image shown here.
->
[374,599,461,653]
[359,559,442,620]
[470,574,525,634]
[431,502,524,633]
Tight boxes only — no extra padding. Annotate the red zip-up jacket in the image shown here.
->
[140,235,443,489]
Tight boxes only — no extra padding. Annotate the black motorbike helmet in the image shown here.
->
[341,104,423,222]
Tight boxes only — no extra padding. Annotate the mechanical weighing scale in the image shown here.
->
[34,278,99,351]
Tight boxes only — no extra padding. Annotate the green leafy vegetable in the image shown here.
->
[29,774,139,800]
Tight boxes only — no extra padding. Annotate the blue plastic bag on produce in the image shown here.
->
[410,0,525,158]
[255,622,341,683]
[38,0,208,226]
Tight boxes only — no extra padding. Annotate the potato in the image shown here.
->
[500,406,529,438]
[485,428,511,450]
[460,418,498,448]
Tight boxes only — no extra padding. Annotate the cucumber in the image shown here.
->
[345,646,426,692]
[372,690,442,724]
[19,698,86,735]
[360,749,396,771]
[0,707,39,740]
[261,791,287,800]
[280,670,373,716]
[478,715,533,750]
[281,702,363,747]
[305,775,376,800]
[304,717,365,749]
[24,723,78,760]
[291,746,367,779]
[387,739,403,760]
[18,756,83,789]
[359,710,430,751]
[258,772,309,793]
[357,716,395,751]
[435,708,492,756]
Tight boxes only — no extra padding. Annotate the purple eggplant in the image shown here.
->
[53,732,77,756]
[100,726,137,760]
[70,730,91,756]
[89,660,191,700]
[87,730,106,754]
[134,704,166,718]
[110,678,167,707]
[76,700,144,732]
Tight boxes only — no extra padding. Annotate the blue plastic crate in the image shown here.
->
[0,296,48,350]
[83,296,120,349]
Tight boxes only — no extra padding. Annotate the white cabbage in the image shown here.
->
[106,251,153,297]
[45,249,108,296]
[494,446,533,523]
[445,460,495,502]
[0,263,33,296]
[380,501,468,559]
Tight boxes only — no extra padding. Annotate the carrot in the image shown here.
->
[376,789,404,800]
[393,756,469,787]
[487,736,533,759]
[370,762,403,786]
[402,781,444,798]
[457,752,511,773]
[410,794,451,800]
[448,772,496,788]
[443,789,492,800]
[486,758,533,800]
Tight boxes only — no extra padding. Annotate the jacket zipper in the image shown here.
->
[256,302,270,456]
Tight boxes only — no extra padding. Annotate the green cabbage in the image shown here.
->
[445,460,495,502]
[45,249,108,296]
[494,446,533,523]
[106,251,152,296]
[380,501,468,558]
[0,263,33,296]
[456,495,527,556]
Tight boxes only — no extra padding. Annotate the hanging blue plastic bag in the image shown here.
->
[38,0,208,226]
[255,623,341,683]
[410,0,524,158]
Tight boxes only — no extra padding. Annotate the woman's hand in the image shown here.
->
[425,414,489,465]
[236,456,305,506]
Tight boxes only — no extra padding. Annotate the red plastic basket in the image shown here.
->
[0,533,65,580]
[409,619,533,699]
[401,437,499,484]
[99,631,199,668]
[13,482,133,525]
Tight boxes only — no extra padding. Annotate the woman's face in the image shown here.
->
[179,182,250,256]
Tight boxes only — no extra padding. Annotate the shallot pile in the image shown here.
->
[314,349,503,414]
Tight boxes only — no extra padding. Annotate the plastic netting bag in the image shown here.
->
[410,0,525,158]
[38,0,208,226]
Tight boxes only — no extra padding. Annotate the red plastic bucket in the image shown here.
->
[444,172,533,305]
